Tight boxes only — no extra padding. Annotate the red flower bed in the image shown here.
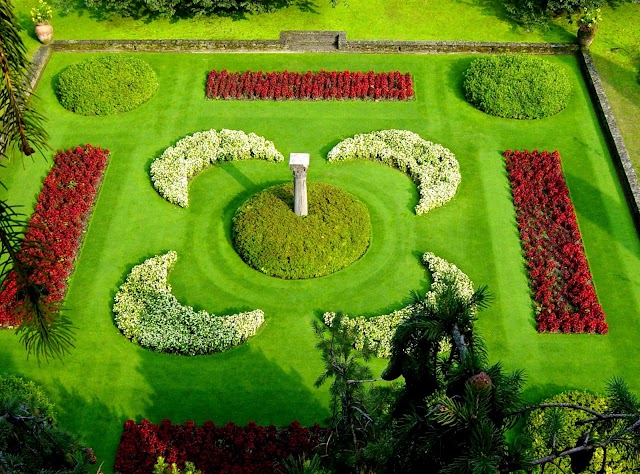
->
[504,149,608,334]
[0,145,110,327]
[206,69,414,101]
[115,419,326,474]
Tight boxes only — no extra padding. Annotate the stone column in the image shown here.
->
[289,153,310,216]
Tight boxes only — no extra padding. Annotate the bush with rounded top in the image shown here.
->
[524,390,636,473]
[0,374,55,420]
[57,56,158,115]
[232,182,371,279]
[463,55,572,119]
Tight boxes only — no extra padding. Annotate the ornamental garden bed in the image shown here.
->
[0,51,639,472]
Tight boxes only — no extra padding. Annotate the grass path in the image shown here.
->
[1,52,639,470]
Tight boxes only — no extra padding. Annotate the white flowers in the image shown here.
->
[323,252,474,357]
[113,251,264,355]
[327,130,461,215]
[151,129,284,207]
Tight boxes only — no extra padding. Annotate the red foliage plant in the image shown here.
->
[0,145,110,327]
[115,419,326,474]
[206,70,414,101]
[504,149,608,335]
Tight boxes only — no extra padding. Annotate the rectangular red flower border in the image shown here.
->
[504,149,608,334]
[0,144,110,327]
[115,418,326,474]
[206,69,414,101]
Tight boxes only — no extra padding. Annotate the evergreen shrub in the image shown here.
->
[463,55,571,119]
[233,183,370,279]
[57,56,158,115]
[525,390,636,473]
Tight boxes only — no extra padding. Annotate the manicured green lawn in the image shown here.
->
[1,51,639,471]
[12,0,639,175]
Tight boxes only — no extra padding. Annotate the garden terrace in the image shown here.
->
[0,50,639,472]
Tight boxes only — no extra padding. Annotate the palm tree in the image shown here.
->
[374,276,526,473]
[0,0,74,362]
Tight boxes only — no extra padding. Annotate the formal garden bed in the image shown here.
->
[1,50,639,471]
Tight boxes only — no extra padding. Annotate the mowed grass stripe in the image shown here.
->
[0,52,638,471]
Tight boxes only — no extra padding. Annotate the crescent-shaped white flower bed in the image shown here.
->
[323,252,474,358]
[151,129,284,207]
[327,130,461,215]
[113,251,264,355]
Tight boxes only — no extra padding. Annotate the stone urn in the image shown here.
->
[577,25,597,48]
[35,23,53,44]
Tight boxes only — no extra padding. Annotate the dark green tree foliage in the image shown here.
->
[313,315,385,473]
[0,375,94,473]
[373,278,526,473]
[315,279,640,472]
[503,0,632,29]
[61,0,311,18]
[0,0,75,362]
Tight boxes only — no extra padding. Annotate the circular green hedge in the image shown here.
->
[56,56,158,115]
[524,390,636,473]
[463,55,572,119]
[232,182,371,279]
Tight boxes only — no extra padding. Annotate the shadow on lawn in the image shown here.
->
[53,380,125,473]
[567,169,640,256]
[136,343,330,428]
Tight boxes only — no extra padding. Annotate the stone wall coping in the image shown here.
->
[25,32,638,235]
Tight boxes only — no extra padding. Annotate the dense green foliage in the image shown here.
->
[233,183,370,279]
[58,0,325,18]
[464,55,572,119]
[525,390,638,473]
[0,375,93,473]
[0,374,55,419]
[2,51,639,471]
[502,0,633,29]
[56,56,158,115]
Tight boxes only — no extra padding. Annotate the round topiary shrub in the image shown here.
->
[233,182,371,279]
[56,56,158,115]
[463,55,572,119]
[524,390,637,473]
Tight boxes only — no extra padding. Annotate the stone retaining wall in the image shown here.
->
[50,35,578,55]
[579,49,640,231]
[27,32,639,233]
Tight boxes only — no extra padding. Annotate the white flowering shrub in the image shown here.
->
[327,130,461,215]
[113,251,264,355]
[324,252,474,357]
[151,129,284,207]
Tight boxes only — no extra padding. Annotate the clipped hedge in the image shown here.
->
[463,55,572,119]
[233,183,371,279]
[524,391,636,473]
[327,130,460,215]
[113,251,264,355]
[324,252,474,357]
[151,129,284,207]
[57,56,158,115]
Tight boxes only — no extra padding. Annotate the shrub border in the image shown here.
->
[28,35,638,235]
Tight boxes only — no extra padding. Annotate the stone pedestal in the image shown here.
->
[289,153,309,216]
